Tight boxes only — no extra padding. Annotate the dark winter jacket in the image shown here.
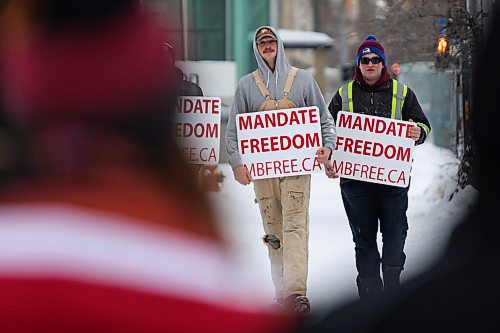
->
[328,68,431,145]
[173,66,204,97]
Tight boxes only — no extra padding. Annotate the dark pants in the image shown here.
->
[341,180,409,278]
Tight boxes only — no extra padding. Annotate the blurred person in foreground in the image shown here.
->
[225,26,336,314]
[295,13,497,333]
[326,35,431,299]
[0,1,297,332]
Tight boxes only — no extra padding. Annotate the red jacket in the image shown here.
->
[0,169,296,333]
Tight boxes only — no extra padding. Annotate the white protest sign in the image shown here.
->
[331,111,416,187]
[175,96,221,165]
[237,107,324,179]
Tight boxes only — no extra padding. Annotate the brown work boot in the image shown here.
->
[284,294,311,315]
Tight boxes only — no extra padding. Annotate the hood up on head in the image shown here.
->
[252,26,291,89]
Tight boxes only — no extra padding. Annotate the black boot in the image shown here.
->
[356,275,383,300]
[382,265,402,294]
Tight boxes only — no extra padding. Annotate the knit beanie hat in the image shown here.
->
[356,35,386,66]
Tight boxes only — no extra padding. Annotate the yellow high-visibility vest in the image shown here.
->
[339,79,407,120]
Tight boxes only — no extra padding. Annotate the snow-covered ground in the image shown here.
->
[208,142,478,314]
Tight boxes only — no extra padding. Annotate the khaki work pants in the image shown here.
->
[253,174,311,300]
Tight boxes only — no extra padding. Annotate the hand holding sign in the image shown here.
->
[233,165,252,185]
[324,161,339,179]
[316,147,332,164]
[199,165,225,192]
[409,119,421,141]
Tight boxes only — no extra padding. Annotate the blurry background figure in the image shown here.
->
[164,41,204,97]
[294,6,498,333]
[164,41,225,192]
[0,1,295,332]
[390,62,400,80]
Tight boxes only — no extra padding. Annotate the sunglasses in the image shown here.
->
[360,57,382,65]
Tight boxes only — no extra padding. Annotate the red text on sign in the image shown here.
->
[240,133,319,154]
[331,160,407,185]
[176,123,219,138]
[239,108,318,130]
[336,136,411,162]
[338,112,413,138]
[246,156,322,177]
[182,147,217,163]
[177,98,220,114]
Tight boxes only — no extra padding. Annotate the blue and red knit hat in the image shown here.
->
[356,35,386,66]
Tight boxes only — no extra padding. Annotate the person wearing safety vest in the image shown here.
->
[326,35,431,299]
[225,26,336,314]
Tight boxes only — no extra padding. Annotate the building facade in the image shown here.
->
[143,0,270,79]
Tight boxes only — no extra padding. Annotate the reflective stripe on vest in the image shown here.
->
[391,79,408,120]
[338,82,354,112]
[340,79,408,119]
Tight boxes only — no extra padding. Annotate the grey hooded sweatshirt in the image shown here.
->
[225,26,336,169]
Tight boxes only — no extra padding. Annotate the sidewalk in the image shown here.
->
[209,142,478,314]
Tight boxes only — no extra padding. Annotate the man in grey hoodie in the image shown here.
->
[225,26,336,314]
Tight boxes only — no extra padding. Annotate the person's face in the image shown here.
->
[257,37,277,65]
[359,53,383,83]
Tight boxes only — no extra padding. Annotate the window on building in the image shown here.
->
[187,0,226,60]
